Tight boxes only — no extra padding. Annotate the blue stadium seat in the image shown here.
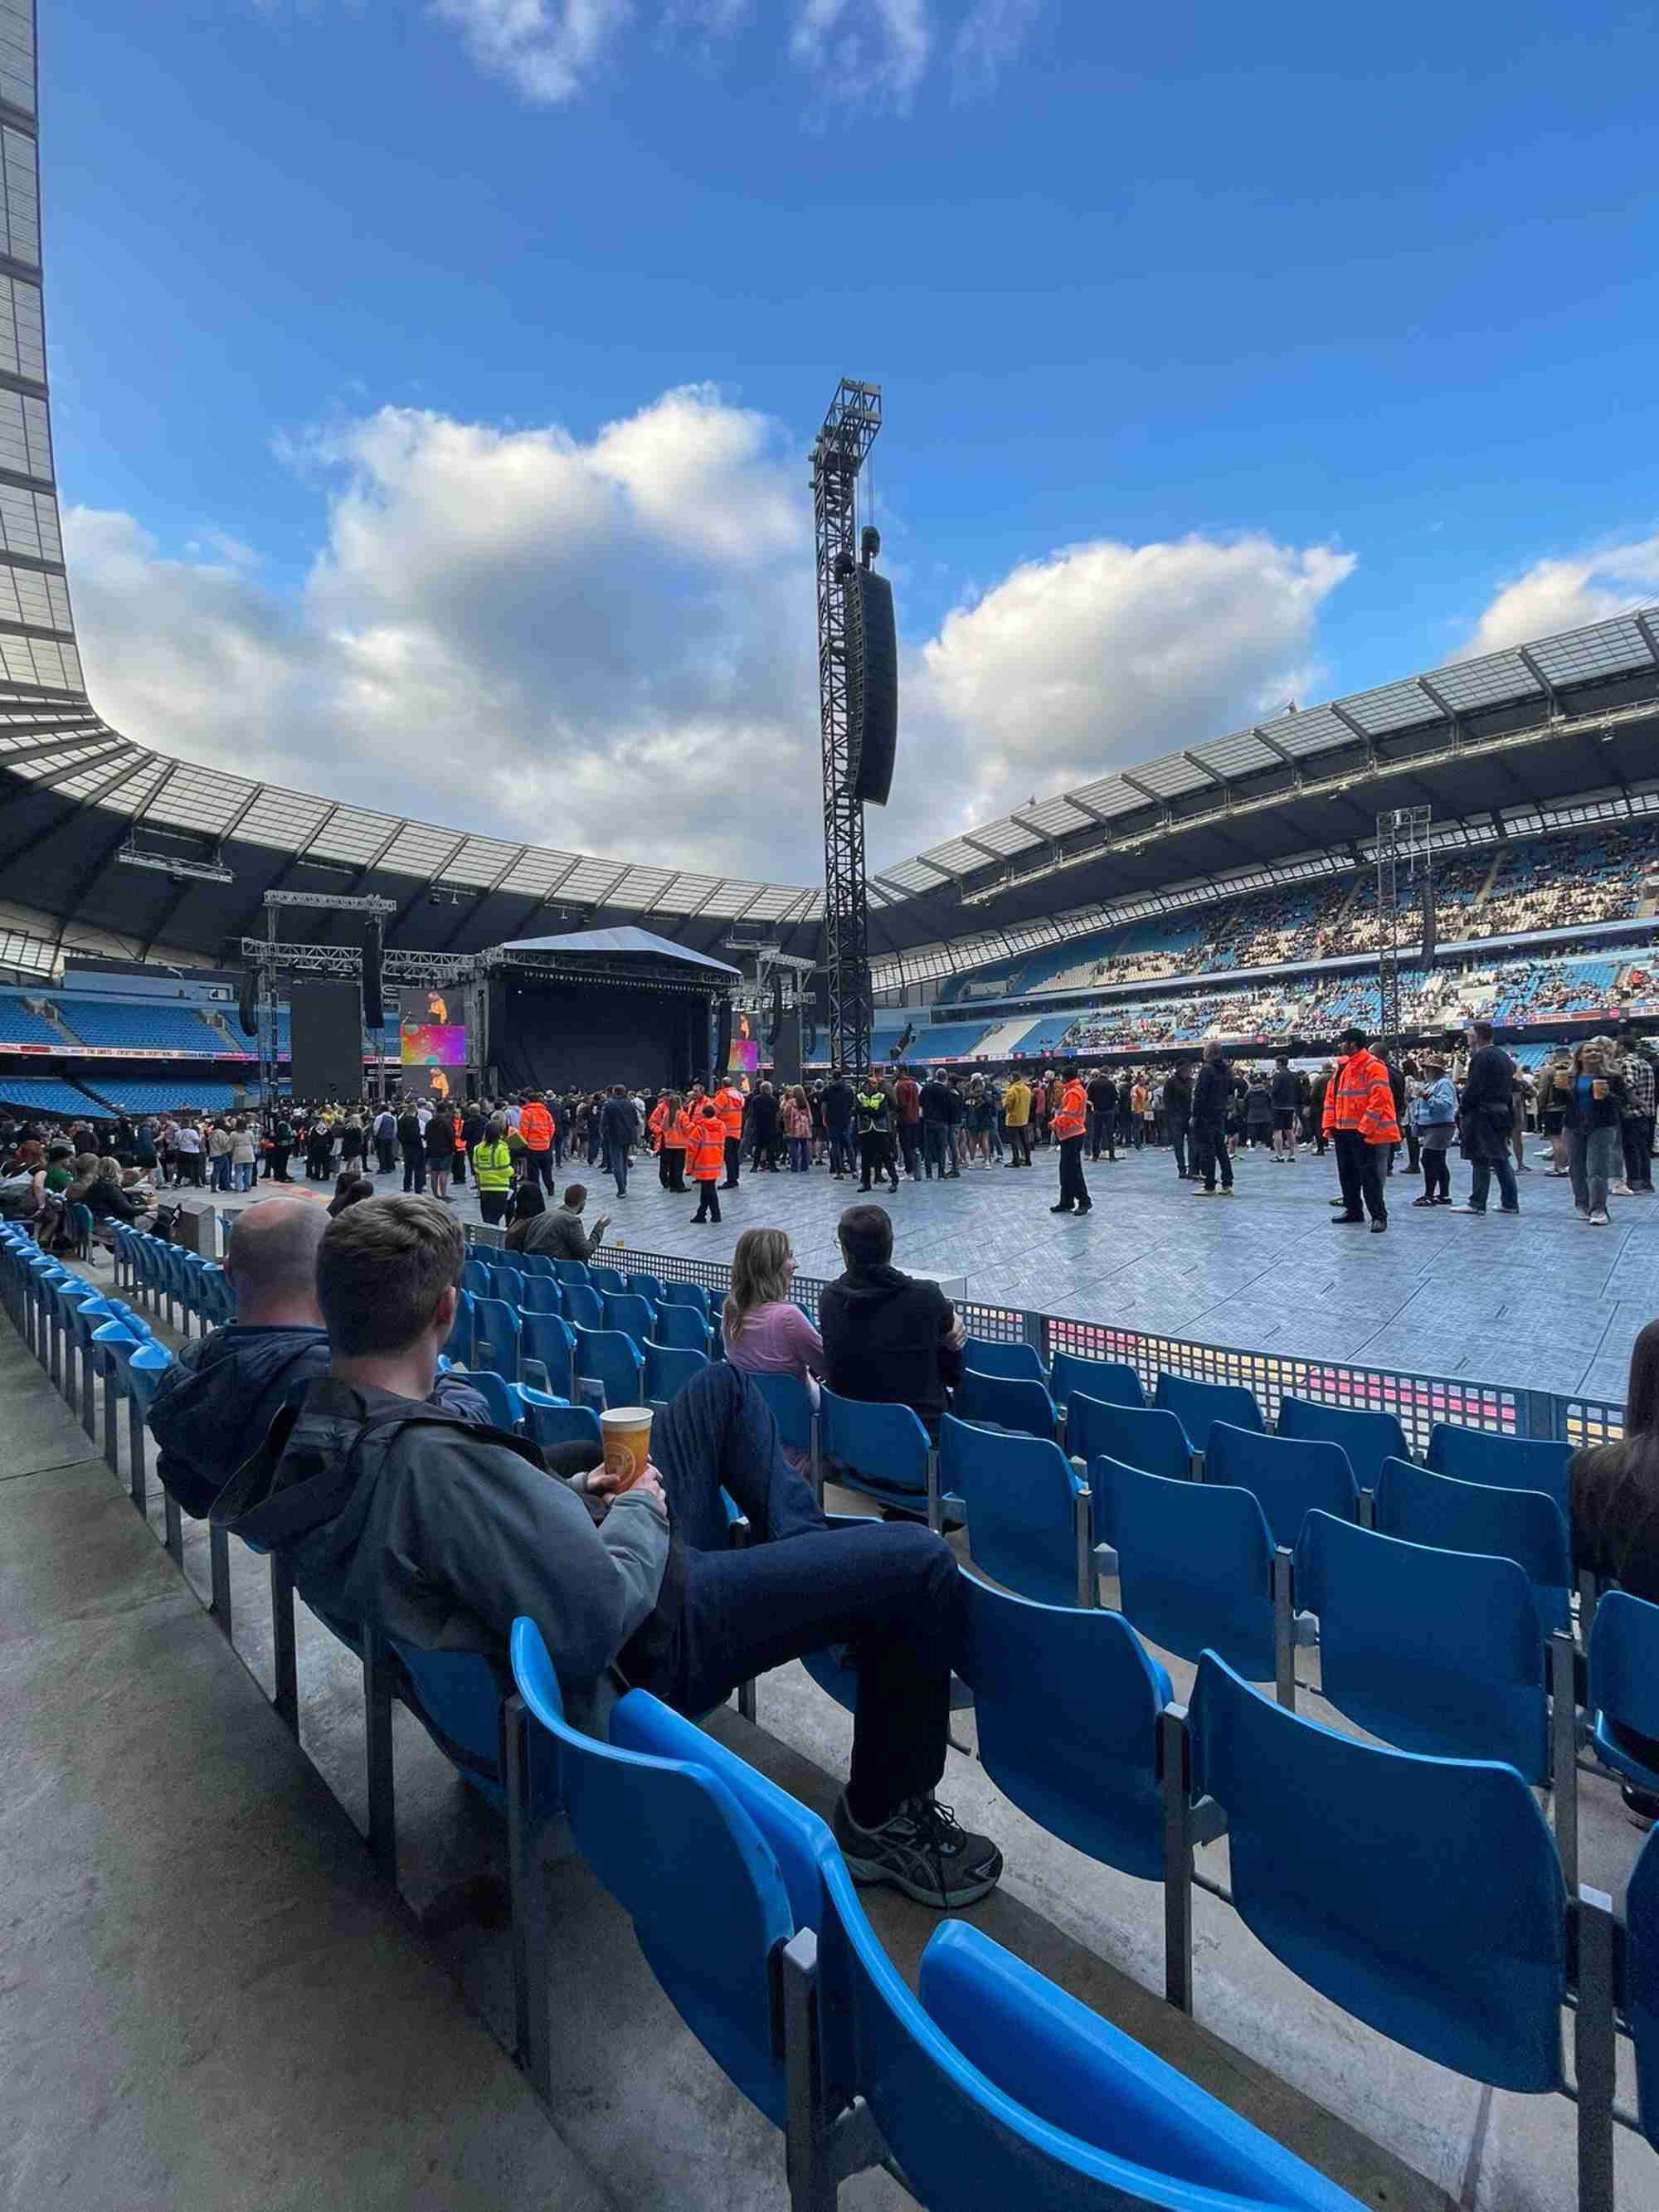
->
[625,1271,666,1305]
[460,1256,493,1300]
[1373,1457,1570,1637]
[552,1257,592,1288]
[961,1335,1045,1383]
[1426,1422,1571,1517]
[518,1252,556,1279]
[642,1341,708,1407]
[958,1573,1170,1879]
[588,1264,628,1296]
[572,1325,645,1414]
[489,1262,528,1309]
[464,1370,528,1432]
[1066,1397,1191,1484]
[954,1364,1058,1442]
[519,1393,600,1457]
[1154,1372,1264,1451]
[1630,1824,1659,2150]
[943,1413,1092,1608]
[1049,1349,1146,1412]
[1292,1512,1549,1782]
[1181,1650,1567,2093]
[1276,1396,1408,1492]
[443,1288,475,1366]
[742,1369,815,1459]
[819,1385,938,1526]
[562,1281,604,1332]
[652,1302,713,1355]
[520,1310,577,1398]
[659,1278,711,1318]
[1094,1455,1277,1680]
[518,1275,565,1316]
[1585,1592,1659,1802]
[469,1295,522,1381]
[1204,1422,1360,1550]
[603,1291,657,1349]
[392,1640,510,1811]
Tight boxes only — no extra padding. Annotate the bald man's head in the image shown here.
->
[225,1201,328,1326]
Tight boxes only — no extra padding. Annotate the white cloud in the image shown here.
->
[951,0,1042,100]
[790,0,932,111]
[66,390,1357,887]
[427,0,635,105]
[1457,534,1659,660]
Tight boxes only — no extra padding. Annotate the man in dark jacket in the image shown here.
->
[1086,1070,1116,1162]
[1308,1067,1331,1155]
[940,1076,965,1176]
[212,1196,1002,1912]
[821,1073,856,1179]
[744,1083,781,1172]
[599,1085,638,1197]
[1452,1020,1520,1215]
[819,1203,964,1438]
[1189,1043,1234,1195]
[148,1200,487,1520]
[918,1071,954,1180]
[396,1105,426,1193]
[1162,1062,1193,1178]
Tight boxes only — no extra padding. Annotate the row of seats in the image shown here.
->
[1,1221,1652,2206]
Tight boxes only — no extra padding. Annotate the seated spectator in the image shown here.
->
[1570,1318,1659,1821]
[75,1156,152,1235]
[819,1203,964,1440]
[515,1181,612,1264]
[721,1227,825,1477]
[503,1179,546,1251]
[328,1173,375,1218]
[148,1199,489,1520]
[212,1197,1002,1908]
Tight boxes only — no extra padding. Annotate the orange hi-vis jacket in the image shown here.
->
[668,1108,696,1153]
[688,1107,726,1182]
[647,1100,670,1153]
[519,1101,552,1153]
[1321,1049,1401,1145]
[1052,1078,1087,1142]
[714,1085,745,1140]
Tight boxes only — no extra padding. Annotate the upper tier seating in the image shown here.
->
[53,998,224,1052]
[0,990,65,1047]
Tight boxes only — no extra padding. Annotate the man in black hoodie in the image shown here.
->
[1162,1061,1193,1179]
[1189,1042,1234,1196]
[821,1072,855,1179]
[819,1204,965,1439]
[147,1200,488,1520]
[918,1070,954,1181]
[212,1196,1003,1911]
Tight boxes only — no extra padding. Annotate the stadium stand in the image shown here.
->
[0,1073,109,1118]
[76,1077,262,1114]
[51,996,224,1052]
[0,990,66,1047]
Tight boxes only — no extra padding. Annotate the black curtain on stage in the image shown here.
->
[489,975,702,1094]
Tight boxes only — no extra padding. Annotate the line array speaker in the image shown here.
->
[715,998,733,1072]
[238,960,258,1038]
[362,922,384,1033]
[847,566,898,808]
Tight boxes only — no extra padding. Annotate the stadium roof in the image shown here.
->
[2,0,1657,982]
[497,926,741,976]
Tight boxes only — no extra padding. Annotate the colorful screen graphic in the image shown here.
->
[401,1014,468,1104]
[727,1036,761,1073]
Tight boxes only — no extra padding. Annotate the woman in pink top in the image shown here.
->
[722,1227,824,1478]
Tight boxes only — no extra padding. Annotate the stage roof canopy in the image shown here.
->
[496,926,742,978]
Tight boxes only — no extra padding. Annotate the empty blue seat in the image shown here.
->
[518,1275,565,1316]
[1630,1823,1659,2150]
[1292,1512,1548,1782]
[489,1262,528,1308]
[1183,1650,1567,2093]
[1586,1591,1659,1801]
[652,1302,713,1355]
[469,1295,522,1380]
[943,1413,1092,1609]
[572,1325,645,1415]
[562,1281,604,1332]
[518,1252,557,1279]
[1094,1455,1277,1680]
[642,1341,708,1407]
[551,1257,592,1288]
[820,1383,944,1525]
[1154,1372,1264,1451]
[464,1370,528,1432]
[958,1573,1170,1879]
[1426,1423,1570,1517]
[954,1364,1058,1442]
[603,1291,657,1349]
[588,1263,627,1295]
[1067,1396,1190,1484]
[961,1335,1045,1383]
[520,1310,577,1398]
[443,1288,475,1365]
[1049,1349,1147,1412]
[1205,1422,1359,1550]
[392,1640,511,1811]
[460,1255,493,1300]
[1374,1456,1570,1636]
[625,1271,666,1305]
[1276,1396,1408,1491]
[520,1393,601,1456]
[659,1278,710,1317]
[742,1369,815,1457]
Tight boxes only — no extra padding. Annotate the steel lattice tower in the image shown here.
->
[811,378,882,1077]
[1375,805,1433,1045]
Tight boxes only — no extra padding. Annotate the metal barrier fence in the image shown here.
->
[465,1226,1627,1455]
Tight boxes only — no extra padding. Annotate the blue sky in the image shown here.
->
[42,0,1659,882]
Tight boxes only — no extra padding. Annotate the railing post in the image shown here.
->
[363,1626,397,1886]
[926,1447,941,1535]
[1571,1888,1617,2212]
[1159,1703,1194,2013]
[128,1392,147,1514]
[781,1930,835,2212]
[101,1359,120,1475]
[1272,1548,1297,1710]
[270,1553,299,1733]
[1550,1630,1579,1894]
[504,1694,552,2111]
[208,1523,234,1641]
[1074,1484,1096,1608]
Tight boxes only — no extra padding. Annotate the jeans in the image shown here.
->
[724,1136,742,1187]
[236,1162,254,1191]
[401,1147,426,1194]
[898,1125,921,1178]
[922,1125,949,1179]
[526,1151,556,1193]
[1569,1125,1620,1215]
[827,1128,854,1175]
[211,1155,231,1191]
[1622,1113,1655,1189]
[375,1139,396,1174]
[606,1140,630,1196]
[1334,1129,1386,1222]
[1007,1123,1031,1164]
[1468,1151,1519,1212]
[1168,1119,1189,1176]
[1420,1147,1451,1200]
[789,1137,810,1171]
[1057,1134,1089,1208]
[635,1365,957,1826]
[1190,1124,1231,1190]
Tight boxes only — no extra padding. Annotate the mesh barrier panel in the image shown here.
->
[1562,1398,1627,1451]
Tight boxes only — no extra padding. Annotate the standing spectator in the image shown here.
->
[371,1105,397,1175]
[688,1096,726,1223]
[1408,1054,1457,1206]
[721,1228,825,1479]
[1561,1037,1627,1226]
[601,1084,638,1198]
[1190,1043,1234,1196]
[1616,1028,1656,1197]
[1452,1019,1520,1217]
[472,1115,515,1227]
[1269,1055,1300,1162]
[809,1081,828,1168]
[266,1108,294,1184]
[1244,1069,1274,1153]
[1307,1065,1332,1157]
[174,1117,204,1186]
[1130,1073,1150,1151]
[919,1068,953,1182]
[821,1071,856,1179]
[782,1085,813,1172]
[1322,1028,1399,1232]
[1115,1070,1136,1155]
[208,1117,235,1192]
[424,1104,457,1203]
[460,1100,488,1189]
[1003,1072,1033,1167]
[892,1066,922,1180]
[745,1082,781,1174]
[964,1077,994,1167]
[397,1101,426,1194]
[1163,1059,1193,1179]
[230,1117,258,1192]
[1538,1049,1574,1175]
[854,1072,900,1194]
[338,1114,366,1179]
[519,1093,555,1192]
[940,1075,965,1177]
[1049,1068,1091,1216]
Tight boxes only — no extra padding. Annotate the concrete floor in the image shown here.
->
[10,1271,1659,2210]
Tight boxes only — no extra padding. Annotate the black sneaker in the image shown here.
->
[833,1791,1003,1908]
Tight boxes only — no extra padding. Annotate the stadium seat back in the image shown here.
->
[642,1341,708,1407]
[1276,1396,1407,1491]
[551,1258,592,1288]
[954,1364,1058,1442]
[518,1276,565,1316]
[562,1281,604,1332]
[653,1302,713,1354]
[517,1253,556,1280]
[510,1623,794,2127]
[489,1262,527,1308]
[392,1640,507,1810]
[520,1310,576,1398]
[1187,1650,1566,2093]
[659,1278,711,1318]
[462,1370,526,1433]
[572,1325,645,1414]
[460,1256,493,1300]
[1049,1349,1146,1412]
[1587,1592,1659,1800]
[442,1288,474,1366]
[625,1271,666,1305]
[942,1414,1086,1609]
[1425,1422,1570,1516]
[820,1384,931,1504]
[1374,1457,1569,1636]
[1067,1397,1190,1489]
[742,1369,815,1455]
[1205,1422,1359,1550]
[519,1392,600,1457]
[602,1292,656,1349]
[958,1572,1170,1880]
[1094,1455,1277,1680]
[1293,1512,1548,1782]
[587,1264,627,1296]
[1154,1372,1264,1451]
[1629,1824,1659,2149]
[961,1336,1045,1384]
[469,1295,522,1381]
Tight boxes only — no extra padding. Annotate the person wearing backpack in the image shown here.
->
[372,1106,397,1175]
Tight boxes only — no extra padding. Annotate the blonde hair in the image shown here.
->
[722,1226,794,1343]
